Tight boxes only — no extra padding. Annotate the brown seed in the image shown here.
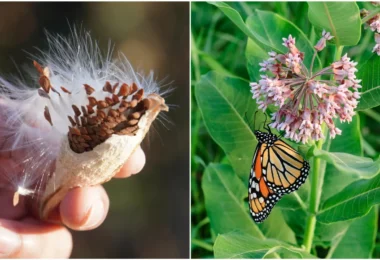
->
[68,116,76,126]
[103,81,113,93]
[79,127,88,135]
[39,76,51,93]
[105,97,114,105]
[130,99,138,108]
[97,110,106,119]
[69,126,81,136]
[61,86,71,94]
[127,125,139,134]
[97,101,109,109]
[81,142,90,148]
[72,105,81,117]
[73,136,80,144]
[129,112,141,120]
[82,135,92,141]
[118,129,132,135]
[44,106,53,126]
[33,60,44,75]
[132,89,144,101]
[88,97,97,107]
[128,119,139,126]
[86,126,95,135]
[86,105,95,115]
[119,114,127,121]
[118,107,127,113]
[108,109,119,117]
[99,129,107,137]
[120,100,129,108]
[117,83,129,97]
[81,106,88,116]
[83,84,95,95]
[131,83,138,94]
[105,116,115,123]
[91,134,99,141]
[104,121,117,129]
[105,129,114,135]
[87,117,97,125]
[112,94,120,104]
[80,117,87,126]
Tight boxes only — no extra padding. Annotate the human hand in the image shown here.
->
[0,146,145,258]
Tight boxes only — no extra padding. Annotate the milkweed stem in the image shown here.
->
[302,46,343,253]
[303,136,324,252]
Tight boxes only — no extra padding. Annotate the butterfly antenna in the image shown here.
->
[262,113,272,133]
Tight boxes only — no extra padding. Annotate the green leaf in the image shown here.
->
[208,2,258,41]
[314,220,354,248]
[245,38,268,82]
[198,51,240,79]
[202,163,264,238]
[329,208,377,258]
[214,231,316,258]
[356,54,380,110]
[307,2,361,46]
[259,208,297,245]
[311,148,380,179]
[320,115,362,202]
[246,10,321,69]
[317,173,380,223]
[195,72,260,179]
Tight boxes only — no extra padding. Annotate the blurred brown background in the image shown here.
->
[0,2,189,258]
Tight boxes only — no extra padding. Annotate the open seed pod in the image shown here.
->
[25,61,168,220]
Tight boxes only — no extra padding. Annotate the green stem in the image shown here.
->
[302,137,324,252]
[334,45,344,61]
[302,46,343,253]
[192,239,214,252]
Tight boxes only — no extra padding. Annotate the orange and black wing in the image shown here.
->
[248,144,283,223]
[261,139,310,195]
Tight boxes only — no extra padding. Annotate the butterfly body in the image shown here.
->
[248,130,310,223]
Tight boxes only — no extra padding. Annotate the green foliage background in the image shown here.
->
[191,2,380,258]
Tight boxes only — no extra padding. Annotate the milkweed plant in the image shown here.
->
[192,2,380,259]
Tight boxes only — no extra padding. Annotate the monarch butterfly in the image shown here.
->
[248,117,310,223]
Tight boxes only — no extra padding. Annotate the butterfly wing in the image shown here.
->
[248,143,283,223]
[261,139,310,195]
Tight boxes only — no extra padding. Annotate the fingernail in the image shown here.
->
[0,226,21,257]
[80,199,105,230]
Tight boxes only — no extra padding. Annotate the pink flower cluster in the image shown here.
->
[250,32,361,144]
[362,11,380,56]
